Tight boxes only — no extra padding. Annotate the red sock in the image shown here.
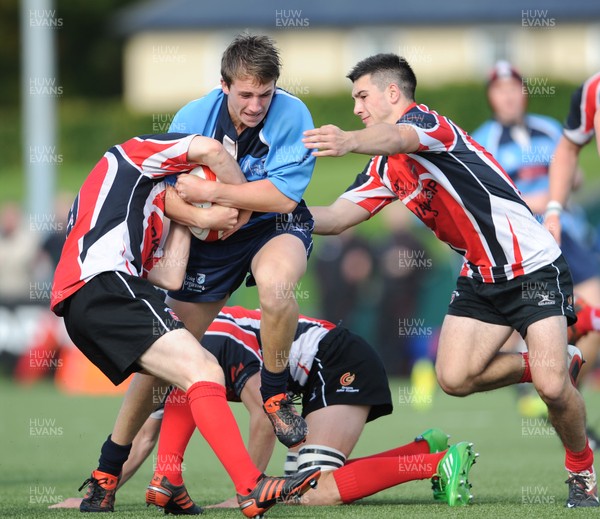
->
[155,389,196,486]
[346,439,430,465]
[575,302,600,336]
[186,381,261,494]
[565,439,595,474]
[333,452,445,503]
[519,352,532,383]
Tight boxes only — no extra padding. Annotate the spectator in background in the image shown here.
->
[0,202,39,302]
[472,63,600,420]
[39,192,72,270]
[375,202,428,375]
[313,228,376,334]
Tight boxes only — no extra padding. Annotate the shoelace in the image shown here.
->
[78,477,110,505]
[566,474,592,499]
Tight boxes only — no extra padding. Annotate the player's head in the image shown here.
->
[347,54,417,126]
[220,33,281,132]
[486,60,526,125]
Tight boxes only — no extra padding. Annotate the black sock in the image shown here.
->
[97,435,132,477]
[260,366,290,403]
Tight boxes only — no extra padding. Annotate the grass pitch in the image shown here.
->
[2,377,600,518]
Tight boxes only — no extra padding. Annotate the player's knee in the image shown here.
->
[260,285,299,315]
[436,367,471,397]
[172,350,225,389]
[533,374,570,405]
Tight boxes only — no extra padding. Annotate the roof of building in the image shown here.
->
[114,0,600,34]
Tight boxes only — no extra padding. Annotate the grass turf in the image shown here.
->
[2,377,600,518]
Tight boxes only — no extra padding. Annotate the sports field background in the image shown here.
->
[3,376,600,518]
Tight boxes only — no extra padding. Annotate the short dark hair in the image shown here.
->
[221,33,281,87]
[347,53,417,100]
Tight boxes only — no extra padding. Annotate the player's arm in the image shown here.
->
[544,135,583,243]
[146,221,191,291]
[177,135,253,234]
[310,198,371,235]
[240,373,276,473]
[164,186,240,230]
[176,177,297,214]
[303,123,420,157]
[187,136,246,185]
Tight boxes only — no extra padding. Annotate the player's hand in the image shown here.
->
[303,125,355,157]
[204,496,238,508]
[48,497,83,509]
[543,212,562,245]
[176,174,214,203]
[195,204,239,230]
[221,209,252,240]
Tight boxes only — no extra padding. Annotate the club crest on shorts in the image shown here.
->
[340,372,355,386]
[337,372,359,393]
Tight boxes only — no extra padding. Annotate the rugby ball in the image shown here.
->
[187,165,223,242]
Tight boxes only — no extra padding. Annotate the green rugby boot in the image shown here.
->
[431,441,478,506]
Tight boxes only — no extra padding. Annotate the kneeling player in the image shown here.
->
[54,306,478,511]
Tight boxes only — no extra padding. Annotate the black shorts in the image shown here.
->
[201,327,392,422]
[168,203,314,303]
[201,333,261,402]
[62,272,185,385]
[448,254,576,339]
[292,327,393,423]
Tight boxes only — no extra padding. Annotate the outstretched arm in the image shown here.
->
[303,123,420,157]
[310,198,371,235]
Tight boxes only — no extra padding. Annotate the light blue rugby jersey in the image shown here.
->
[471,113,562,198]
[167,87,315,226]
[472,114,586,239]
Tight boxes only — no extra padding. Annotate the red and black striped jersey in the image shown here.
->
[341,103,562,283]
[51,134,198,313]
[564,72,600,146]
[205,306,335,387]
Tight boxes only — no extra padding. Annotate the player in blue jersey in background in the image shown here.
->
[472,62,600,423]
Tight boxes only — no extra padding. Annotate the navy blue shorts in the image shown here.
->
[448,254,576,339]
[560,230,600,285]
[168,202,314,303]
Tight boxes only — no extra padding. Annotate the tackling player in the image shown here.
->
[50,133,320,516]
[303,53,597,508]
[75,33,317,515]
